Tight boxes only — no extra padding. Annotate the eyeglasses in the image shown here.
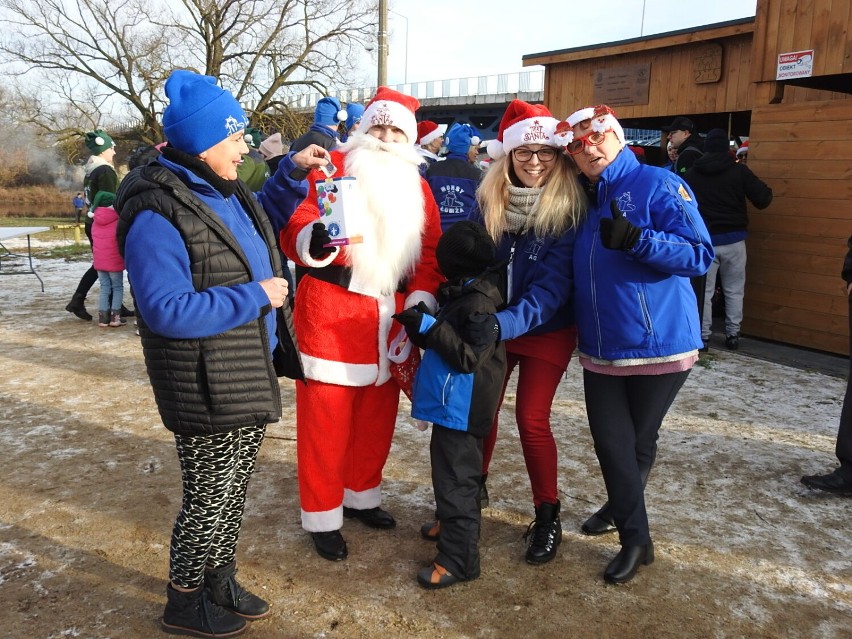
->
[565,131,608,155]
[512,147,558,162]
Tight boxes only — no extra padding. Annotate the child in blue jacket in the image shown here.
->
[394,220,506,589]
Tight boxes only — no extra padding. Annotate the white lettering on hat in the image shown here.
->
[224,115,246,135]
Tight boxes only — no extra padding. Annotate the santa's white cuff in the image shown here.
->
[403,290,438,314]
[296,222,337,268]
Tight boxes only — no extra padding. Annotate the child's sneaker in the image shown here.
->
[97,311,110,327]
[109,311,125,327]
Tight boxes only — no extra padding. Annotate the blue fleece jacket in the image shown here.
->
[124,156,278,346]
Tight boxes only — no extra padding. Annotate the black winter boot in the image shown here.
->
[204,561,270,620]
[161,583,247,637]
[65,293,92,321]
[523,500,562,565]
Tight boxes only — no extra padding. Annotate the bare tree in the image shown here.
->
[0,0,377,143]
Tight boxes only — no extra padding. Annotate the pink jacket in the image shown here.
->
[91,206,125,272]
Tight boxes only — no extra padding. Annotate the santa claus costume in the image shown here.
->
[280,87,443,559]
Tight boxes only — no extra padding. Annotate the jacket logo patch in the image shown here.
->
[614,192,636,213]
[526,239,544,261]
[678,184,693,202]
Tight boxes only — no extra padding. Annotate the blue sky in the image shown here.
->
[368,0,758,85]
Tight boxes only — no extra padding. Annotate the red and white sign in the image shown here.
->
[776,50,815,80]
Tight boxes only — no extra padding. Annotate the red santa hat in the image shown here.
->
[360,86,420,144]
[416,120,442,146]
[554,104,626,148]
[486,100,559,160]
[736,140,749,157]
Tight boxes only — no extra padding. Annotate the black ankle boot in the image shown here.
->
[581,503,617,536]
[65,293,92,321]
[523,500,562,564]
[204,561,270,620]
[161,583,247,637]
[604,541,655,584]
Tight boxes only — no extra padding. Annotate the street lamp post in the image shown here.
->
[377,0,388,87]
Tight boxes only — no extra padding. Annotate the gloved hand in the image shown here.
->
[600,200,641,251]
[393,302,433,344]
[463,313,500,349]
[309,222,337,259]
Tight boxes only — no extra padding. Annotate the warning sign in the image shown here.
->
[776,50,814,80]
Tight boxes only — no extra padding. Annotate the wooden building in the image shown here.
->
[523,0,852,355]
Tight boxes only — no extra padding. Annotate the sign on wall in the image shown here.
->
[776,50,815,80]
[693,43,723,83]
[593,63,651,106]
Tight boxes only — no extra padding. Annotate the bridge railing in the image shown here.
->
[287,69,546,109]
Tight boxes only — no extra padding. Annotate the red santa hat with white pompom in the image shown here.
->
[554,104,627,147]
[486,100,559,159]
[360,86,420,145]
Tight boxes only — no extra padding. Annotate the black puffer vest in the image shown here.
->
[115,163,303,435]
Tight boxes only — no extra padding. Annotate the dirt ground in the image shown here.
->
[2,252,852,639]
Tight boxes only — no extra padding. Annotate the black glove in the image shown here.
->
[393,302,432,345]
[309,222,337,259]
[463,313,500,349]
[600,200,641,251]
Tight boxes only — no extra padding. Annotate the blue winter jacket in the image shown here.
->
[425,153,482,231]
[469,209,576,341]
[573,148,713,361]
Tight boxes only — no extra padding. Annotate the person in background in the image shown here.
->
[279,86,444,563]
[736,140,749,164]
[115,68,307,638]
[628,145,647,164]
[425,122,483,230]
[259,132,288,175]
[661,141,677,172]
[89,190,125,328]
[801,235,852,496]
[683,128,773,351]
[72,192,85,224]
[65,128,119,322]
[395,220,506,589]
[290,96,348,152]
[663,116,703,175]
[563,104,712,584]
[341,103,365,142]
[455,99,586,566]
[415,120,444,174]
[236,126,270,190]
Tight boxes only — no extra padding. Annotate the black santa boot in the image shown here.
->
[204,561,271,620]
[65,293,92,321]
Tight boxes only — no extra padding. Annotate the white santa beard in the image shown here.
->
[342,135,425,297]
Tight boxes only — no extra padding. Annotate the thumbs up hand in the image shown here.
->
[599,200,641,250]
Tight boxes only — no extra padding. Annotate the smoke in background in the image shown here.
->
[0,124,83,190]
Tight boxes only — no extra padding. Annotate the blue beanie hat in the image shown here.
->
[314,97,348,127]
[445,123,482,156]
[345,103,365,131]
[162,69,248,155]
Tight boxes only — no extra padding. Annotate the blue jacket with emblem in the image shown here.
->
[425,153,483,231]
[573,148,714,362]
[469,209,576,341]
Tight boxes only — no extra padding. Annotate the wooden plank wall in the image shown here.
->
[544,34,756,120]
[753,0,852,81]
[746,100,852,354]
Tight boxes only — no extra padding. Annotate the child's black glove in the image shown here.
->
[600,200,641,251]
[463,313,500,349]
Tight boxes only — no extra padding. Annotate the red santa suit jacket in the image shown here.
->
[281,148,443,387]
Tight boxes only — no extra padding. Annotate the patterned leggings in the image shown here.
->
[170,425,265,588]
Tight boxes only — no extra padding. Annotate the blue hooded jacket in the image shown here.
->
[573,148,714,361]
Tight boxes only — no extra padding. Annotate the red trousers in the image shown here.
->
[296,379,400,531]
[482,328,576,507]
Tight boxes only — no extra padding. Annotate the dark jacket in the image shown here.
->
[673,134,704,175]
[83,163,118,230]
[411,274,506,437]
[290,125,338,153]
[115,161,303,435]
[425,154,483,231]
[684,152,773,235]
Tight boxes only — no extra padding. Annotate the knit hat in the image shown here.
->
[736,140,749,157]
[259,132,285,160]
[445,123,482,156]
[486,100,558,159]
[555,104,626,148]
[162,69,248,156]
[436,220,497,281]
[314,97,348,127]
[345,103,365,131]
[91,191,116,210]
[417,120,442,146]
[244,126,263,149]
[704,128,730,154]
[84,129,115,155]
[361,87,420,144]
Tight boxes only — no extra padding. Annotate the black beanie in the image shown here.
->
[704,128,730,154]
[436,221,497,281]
